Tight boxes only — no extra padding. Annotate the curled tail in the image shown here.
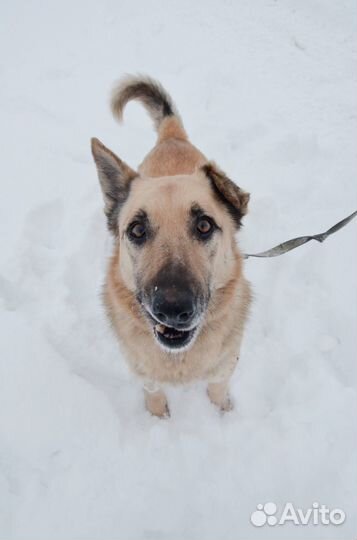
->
[111,75,187,141]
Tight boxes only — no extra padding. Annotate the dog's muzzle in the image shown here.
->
[138,262,206,352]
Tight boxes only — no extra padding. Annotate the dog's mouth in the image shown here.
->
[153,322,197,351]
[138,298,204,353]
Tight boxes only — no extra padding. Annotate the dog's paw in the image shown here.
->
[219,395,234,413]
[207,383,233,413]
[145,391,170,418]
[159,402,171,419]
[148,402,170,419]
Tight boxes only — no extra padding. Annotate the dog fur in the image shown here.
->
[91,75,251,417]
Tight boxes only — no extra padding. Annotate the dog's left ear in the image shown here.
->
[202,162,250,228]
[91,137,137,234]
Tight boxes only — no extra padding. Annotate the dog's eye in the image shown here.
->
[196,217,214,238]
[128,222,146,242]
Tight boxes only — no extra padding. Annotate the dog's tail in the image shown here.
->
[111,75,187,142]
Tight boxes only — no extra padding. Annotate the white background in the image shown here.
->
[1,1,356,539]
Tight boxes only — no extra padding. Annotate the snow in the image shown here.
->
[1,1,357,539]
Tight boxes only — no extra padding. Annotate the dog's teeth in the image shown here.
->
[164,330,183,339]
[155,324,166,335]
[155,323,190,341]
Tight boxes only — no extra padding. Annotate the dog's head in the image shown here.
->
[92,138,249,352]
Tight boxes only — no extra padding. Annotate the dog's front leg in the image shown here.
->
[207,379,233,412]
[143,381,170,418]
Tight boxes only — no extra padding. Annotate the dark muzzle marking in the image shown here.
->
[143,262,205,351]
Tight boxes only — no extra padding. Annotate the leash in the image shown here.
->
[244,210,357,260]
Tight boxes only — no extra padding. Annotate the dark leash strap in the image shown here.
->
[244,210,357,260]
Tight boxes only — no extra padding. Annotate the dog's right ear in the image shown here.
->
[91,138,137,234]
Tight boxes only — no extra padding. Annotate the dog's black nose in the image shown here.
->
[152,289,196,328]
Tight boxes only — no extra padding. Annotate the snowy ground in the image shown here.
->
[1,1,357,539]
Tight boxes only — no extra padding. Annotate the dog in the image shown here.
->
[91,75,251,417]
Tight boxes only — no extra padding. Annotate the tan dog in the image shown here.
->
[91,76,251,417]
